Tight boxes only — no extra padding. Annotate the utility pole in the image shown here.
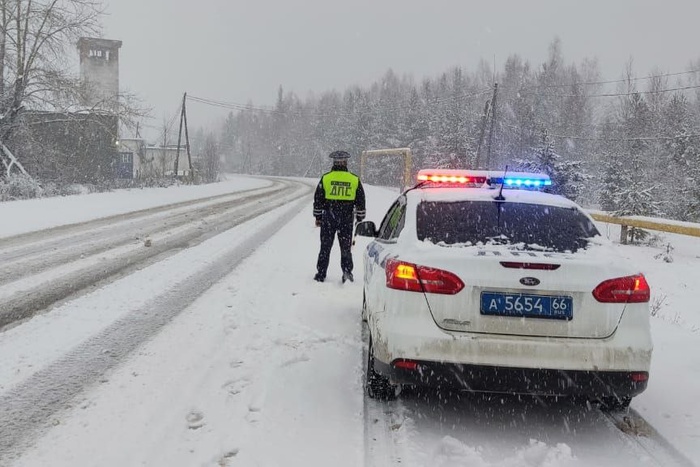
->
[474,99,491,169]
[485,83,499,169]
[174,94,186,178]
[183,93,193,181]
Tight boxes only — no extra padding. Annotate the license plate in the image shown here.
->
[480,292,573,320]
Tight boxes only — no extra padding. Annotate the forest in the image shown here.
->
[214,39,700,223]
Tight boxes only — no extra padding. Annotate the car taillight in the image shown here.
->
[385,259,464,295]
[592,274,650,303]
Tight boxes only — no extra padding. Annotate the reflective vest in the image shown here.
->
[322,171,360,201]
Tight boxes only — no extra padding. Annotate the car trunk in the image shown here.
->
[410,249,627,339]
[410,198,628,338]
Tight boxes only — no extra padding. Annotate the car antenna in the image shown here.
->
[402,180,428,196]
[493,165,509,233]
[494,165,508,202]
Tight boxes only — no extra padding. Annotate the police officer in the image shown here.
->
[313,150,366,283]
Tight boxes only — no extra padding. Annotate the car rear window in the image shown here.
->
[416,201,600,252]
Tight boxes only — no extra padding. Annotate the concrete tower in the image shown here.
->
[77,37,122,109]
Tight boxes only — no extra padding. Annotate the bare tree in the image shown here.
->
[156,116,172,178]
[0,0,103,129]
[0,0,148,182]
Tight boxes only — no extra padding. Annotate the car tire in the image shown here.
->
[366,337,397,401]
[599,396,631,412]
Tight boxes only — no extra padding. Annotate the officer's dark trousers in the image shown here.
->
[316,213,353,279]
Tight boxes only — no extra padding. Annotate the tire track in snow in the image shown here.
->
[365,386,696,466]
[364,396,413,466]
[0,182,274,250]
[0,186,310,464]
[362,323,413,466]
[0,180,296,330]
[603,410,696,467]
[0,184,283,285]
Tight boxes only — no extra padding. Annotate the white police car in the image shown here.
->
[356,169,652,410]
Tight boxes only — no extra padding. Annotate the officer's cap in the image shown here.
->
[329,150,351,161]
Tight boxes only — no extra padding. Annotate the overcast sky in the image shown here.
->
[103,0,700,140]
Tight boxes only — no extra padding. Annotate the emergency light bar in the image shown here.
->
[499,176,552,187]
[416,169,487,184]
[416,169,552,189]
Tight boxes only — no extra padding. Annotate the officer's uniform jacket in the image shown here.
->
[313,165,366,222]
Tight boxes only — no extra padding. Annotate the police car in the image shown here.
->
[356,169,652,410]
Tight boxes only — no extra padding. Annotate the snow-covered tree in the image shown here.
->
[196,133,220,183]
[211,40,700,226]
[610,91,662,241]
[613,152,662,242]
[516,128,588,201]
[663,93,700,221]
[597,119,625,212]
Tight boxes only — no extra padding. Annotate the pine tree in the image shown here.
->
[663,93,700,221]
[612,92,662,242]
[613,152,662,242]
[671,127,700,221]
[516,128,588,201]
[376,70,402,149]
[499,54,536,165]
[597,119,624,212]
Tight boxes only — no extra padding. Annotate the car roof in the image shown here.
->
[405,186,580,210]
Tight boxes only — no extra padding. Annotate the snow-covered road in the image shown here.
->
[0,178,307,329]
[0,177,698,466]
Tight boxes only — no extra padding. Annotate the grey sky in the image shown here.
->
[103,0,700,140]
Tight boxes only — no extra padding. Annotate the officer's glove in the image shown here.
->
[355,215,365,223]
[315,218,322,227]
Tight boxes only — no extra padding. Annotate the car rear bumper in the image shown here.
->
[368,297,652,398]
[374,359,648,398]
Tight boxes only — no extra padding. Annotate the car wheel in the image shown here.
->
[599,396,631,412]
[366,336,397,401]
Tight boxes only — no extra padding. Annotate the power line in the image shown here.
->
[133,103,183,140]
[187,88,494,118]
[519,68,700,91]
[191,89,700,143]
[524,83,700,99]
[189,81,700,120]
[548,132,700,142]
[187,96,252,112]
[165,103,183,135]
[192,68,700,116]
[501,122,700,142]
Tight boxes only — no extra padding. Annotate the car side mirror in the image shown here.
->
[355,221,378,237]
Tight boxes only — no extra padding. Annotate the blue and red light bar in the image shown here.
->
[416,169,552,189]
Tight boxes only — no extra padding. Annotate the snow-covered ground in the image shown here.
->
[595,223,700,463]
[0,177,699,466]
